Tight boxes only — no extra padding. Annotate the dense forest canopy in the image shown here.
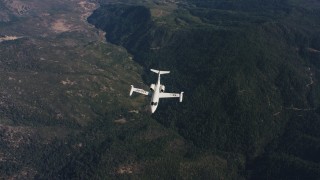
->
[88,0,320,178]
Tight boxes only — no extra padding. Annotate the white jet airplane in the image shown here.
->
[130,69,184,113]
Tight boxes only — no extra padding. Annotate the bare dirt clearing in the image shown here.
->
[0,35,23,42]
[51,19,73,33]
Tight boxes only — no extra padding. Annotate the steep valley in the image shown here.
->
[89,0,320,179]
[0,0,320,179]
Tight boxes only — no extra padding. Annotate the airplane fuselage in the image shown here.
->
[150,74,161,113]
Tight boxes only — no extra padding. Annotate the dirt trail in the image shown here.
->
[0,35,22,42]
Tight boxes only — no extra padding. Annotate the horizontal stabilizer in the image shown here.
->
[151,69,170,75]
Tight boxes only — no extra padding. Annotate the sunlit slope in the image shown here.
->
[89,1,320,179]
[0,37,145,126]
[0,0,148,127]
[0,0,154,178]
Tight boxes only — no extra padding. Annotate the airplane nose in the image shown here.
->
[150,106,156,113]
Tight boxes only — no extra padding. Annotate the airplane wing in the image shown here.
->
[159,93,180,98]
[130,85,151,96]
[159,92,184,102]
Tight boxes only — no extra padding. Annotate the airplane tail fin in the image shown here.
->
[151,69,170,75]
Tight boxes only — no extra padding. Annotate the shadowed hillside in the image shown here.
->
[89,0,320,179]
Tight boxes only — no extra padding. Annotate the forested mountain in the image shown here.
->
[88,0,320,179]
[1,0,319,178]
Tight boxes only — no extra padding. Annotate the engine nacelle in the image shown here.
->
[160,85,165,92]
[150,84,155,91]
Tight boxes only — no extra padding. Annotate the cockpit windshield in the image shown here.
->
[151,102,158,106]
